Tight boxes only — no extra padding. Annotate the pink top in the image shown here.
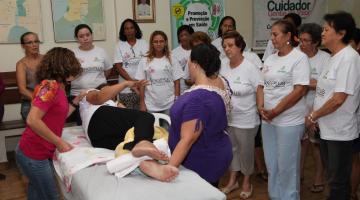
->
[19,80,69,160]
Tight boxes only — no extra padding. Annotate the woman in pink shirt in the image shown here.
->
[15,47,82,200]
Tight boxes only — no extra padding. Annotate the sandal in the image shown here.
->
[309,184,324,193]
[239,184,253,199]
[219,182,239,194]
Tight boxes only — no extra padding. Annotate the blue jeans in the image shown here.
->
[20,100,31,121]
[15,145,60,200]
[262,123,304,200]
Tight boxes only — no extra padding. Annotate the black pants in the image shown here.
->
[319,139,353,200]
[88,106,155,150]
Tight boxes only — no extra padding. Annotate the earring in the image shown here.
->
[286,41,290,45]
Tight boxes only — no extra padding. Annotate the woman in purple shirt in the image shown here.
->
[168,43,232,186]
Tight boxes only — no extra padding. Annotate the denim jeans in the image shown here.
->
[262,123,304,200]
[15,145,60,200]
[319,139,353,200]
[20,100,31,121]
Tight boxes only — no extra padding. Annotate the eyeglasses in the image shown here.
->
[23,40,40,45]
[299,38,313,44]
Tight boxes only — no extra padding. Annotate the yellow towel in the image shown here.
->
[114,126,169,158]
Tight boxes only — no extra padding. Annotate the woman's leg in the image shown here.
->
[320,139,353,200]
[262,123,280,200]
[237,126,258,192]
[88,106,154,150]
[276,124,304,200]
[221,126,240,192]
[15,146,60,200]
[139,160,178,182]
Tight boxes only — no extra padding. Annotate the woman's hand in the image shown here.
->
[305,111,318,131]
[126,80,149,88]
[259,107,277,123]
[56,139,73,153]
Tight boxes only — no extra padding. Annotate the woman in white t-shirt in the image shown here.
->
[298,23,330,193]
[307,12,360,200]
[257,20,310,200]
[70,24,112,124]
[114,19,149,109]
[219,31,260,199]
[172,25,194,94]
[136,31,183,115]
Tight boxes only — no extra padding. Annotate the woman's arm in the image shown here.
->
[263,85,308,121]
[104,68,113,78]
[169,119,202,167]
[309,92,348,121]
[16,61,34,100]
[139,84,147,111]
[86,81,146,105]
[256,85,270,121]
[27,106,72,152]
[174,79,180,97]
[114,63,134,81]
[309,79,317,90]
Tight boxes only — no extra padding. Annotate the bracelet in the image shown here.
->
[308,113,317,123]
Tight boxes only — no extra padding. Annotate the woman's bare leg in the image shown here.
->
[139,160,179,182]
[132,140,169,161]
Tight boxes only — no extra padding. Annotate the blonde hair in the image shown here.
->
[146,30,171,62]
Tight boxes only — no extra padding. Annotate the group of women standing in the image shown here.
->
[13,9,360,200]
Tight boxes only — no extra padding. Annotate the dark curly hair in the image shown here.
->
[119,18,143,41]
[218,16,236,37]
[36,47,82,83]
[190,44,220,77]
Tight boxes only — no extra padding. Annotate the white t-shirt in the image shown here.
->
[313,46,360,141]
[135,56,184,111]
[79,89,117,141]
[113,39,149,93]
[220,58,261,128]
[71,46,112,96]
[172,45,191,94]
[212,37,263,69]
[260,48,310,126]
[305,50,330,111]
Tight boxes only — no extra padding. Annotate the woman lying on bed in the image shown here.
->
[71,81,178,182]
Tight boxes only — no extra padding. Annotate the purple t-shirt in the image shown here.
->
[168,89,232,183]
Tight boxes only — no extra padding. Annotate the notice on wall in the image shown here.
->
[253,0,327,50]
[170,0,224,48]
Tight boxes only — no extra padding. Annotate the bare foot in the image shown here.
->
[139,160,179,182]
[132,140,169,161]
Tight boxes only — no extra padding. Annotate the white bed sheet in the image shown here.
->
[56,126,226,200]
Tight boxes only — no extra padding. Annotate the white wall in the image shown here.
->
[2,0,360,121]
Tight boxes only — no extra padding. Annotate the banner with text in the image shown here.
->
[170,0,225,48]
[253,0,327,50]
